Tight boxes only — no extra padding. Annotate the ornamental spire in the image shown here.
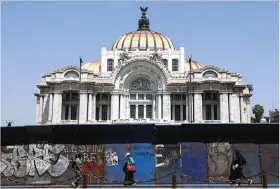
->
[137,7,150,31]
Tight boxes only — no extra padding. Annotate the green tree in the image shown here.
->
[247,84,253,93]
[252,104,264,123]
[251,116,256,123]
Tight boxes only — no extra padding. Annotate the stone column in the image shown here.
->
[42,94,49,124]
[36,96,40,124]
[240,95,244,123]
[172,105,175,120]
[79,92,88,123]
[152,95,156,119]
[111,93,119,120]
[52,92,62,124]
[162,93,171,120]
[136,105,139,119]
[38,95,44,124]
[119,94,124,119]
[194,93,203,123]
[219,93,229,123]
[123,95,126,119]
[157,94,162,119]
[125,94,129,119]
[185,95,189,121]
[99,105,102,120]
[246,99,251,123]
[180,105,183,121]
[229,93,240,123]
[92,93,96,120]
[144,104,147,119]
[88,93,93,121]
[48,93,53,122]
[188,93,193,122]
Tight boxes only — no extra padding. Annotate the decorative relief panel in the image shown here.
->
[130,78,152,90]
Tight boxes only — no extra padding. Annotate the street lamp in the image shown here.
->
[188,54,193,123]
[77,56,83,125]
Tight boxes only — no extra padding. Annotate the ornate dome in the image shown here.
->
[82,60,101,73]
[112,7,175,51]
[112,31,175,51]
[184,60,204,71]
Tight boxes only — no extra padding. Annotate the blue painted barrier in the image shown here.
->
[131,143,155,185]
[181,143,208,184]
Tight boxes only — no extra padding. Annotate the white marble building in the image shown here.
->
[34,7,252,125]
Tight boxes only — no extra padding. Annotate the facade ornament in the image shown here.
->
[150,50,162,62]
[130,78,152,90]
[119,82,124,89]
[138,7,150,31]
[118,52,131,65]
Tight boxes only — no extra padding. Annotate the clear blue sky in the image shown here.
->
[1,2,279,126]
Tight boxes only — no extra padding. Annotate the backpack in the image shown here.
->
[72,159,76,168]
[128,157,135,164]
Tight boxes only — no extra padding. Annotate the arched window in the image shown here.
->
[203,71,218,78]
[107,59,114,71]
[162,59,168,68]
[64,71,79,78]
[172,59,179,71]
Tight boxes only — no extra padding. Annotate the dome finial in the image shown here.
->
[138,7,150,31]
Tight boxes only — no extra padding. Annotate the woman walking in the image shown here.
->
[229,150,252,186]
[123,152,136,185]
[72,152,83,188]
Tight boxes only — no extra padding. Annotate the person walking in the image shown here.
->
[72,152,83,188]
[123,152,136,185]
[229,150,252,186]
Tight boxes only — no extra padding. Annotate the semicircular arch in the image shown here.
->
[113,59,169,90]
[123,72,159,92]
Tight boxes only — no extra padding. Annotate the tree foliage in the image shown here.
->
[252,104,264,123]
[251,116,256,123]
[247,84,253,93]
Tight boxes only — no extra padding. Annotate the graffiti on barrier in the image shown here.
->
[155,144,180,168]
[207,142,233,181]
[1,144,69,183]
[105,148,119,166]
[62,145,104,163]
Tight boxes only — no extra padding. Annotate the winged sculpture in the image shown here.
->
[140,7,148,13]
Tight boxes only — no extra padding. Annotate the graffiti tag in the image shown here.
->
[1,144,69,178]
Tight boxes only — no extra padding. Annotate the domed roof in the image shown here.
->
[82,60,101,73]
[184,60,204,71]
[112,31,175,51]
[112,7,175,51]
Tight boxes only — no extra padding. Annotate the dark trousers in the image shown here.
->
[73,170,82,187]
[229,166,248,184]
[124,171,135,185]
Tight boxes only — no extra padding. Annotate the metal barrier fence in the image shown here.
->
[1,143,279,187]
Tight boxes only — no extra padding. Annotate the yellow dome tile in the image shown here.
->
[112,31,175,51]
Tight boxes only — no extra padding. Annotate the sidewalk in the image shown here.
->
[1,183,279,188]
